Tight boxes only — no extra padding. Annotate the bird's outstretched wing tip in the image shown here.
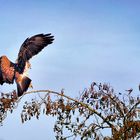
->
[17,33,54,73]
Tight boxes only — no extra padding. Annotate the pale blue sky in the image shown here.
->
[0,0,140,139]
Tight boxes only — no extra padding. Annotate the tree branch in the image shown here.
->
[19,90,116,131]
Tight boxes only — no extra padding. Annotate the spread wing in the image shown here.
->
[0,56,15,85]
[16,33,54,73]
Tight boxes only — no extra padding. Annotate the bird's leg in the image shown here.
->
[27,61,31,69]
[29,82,33,89]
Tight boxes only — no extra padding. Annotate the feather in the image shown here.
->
[16,76,31,96]
[0,56,15,84]
[0,33,54,97]
[0,58,4,85]
[17,33,54,73]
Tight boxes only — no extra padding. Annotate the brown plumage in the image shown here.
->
[0,33,54,96]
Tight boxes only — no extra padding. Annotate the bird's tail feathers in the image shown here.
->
[16,76,31,97]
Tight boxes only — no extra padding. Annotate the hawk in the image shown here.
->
[0,33,54,97]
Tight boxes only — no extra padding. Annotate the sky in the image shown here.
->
[0,0,140,139]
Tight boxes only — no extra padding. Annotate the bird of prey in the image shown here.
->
[0,33,54,97]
